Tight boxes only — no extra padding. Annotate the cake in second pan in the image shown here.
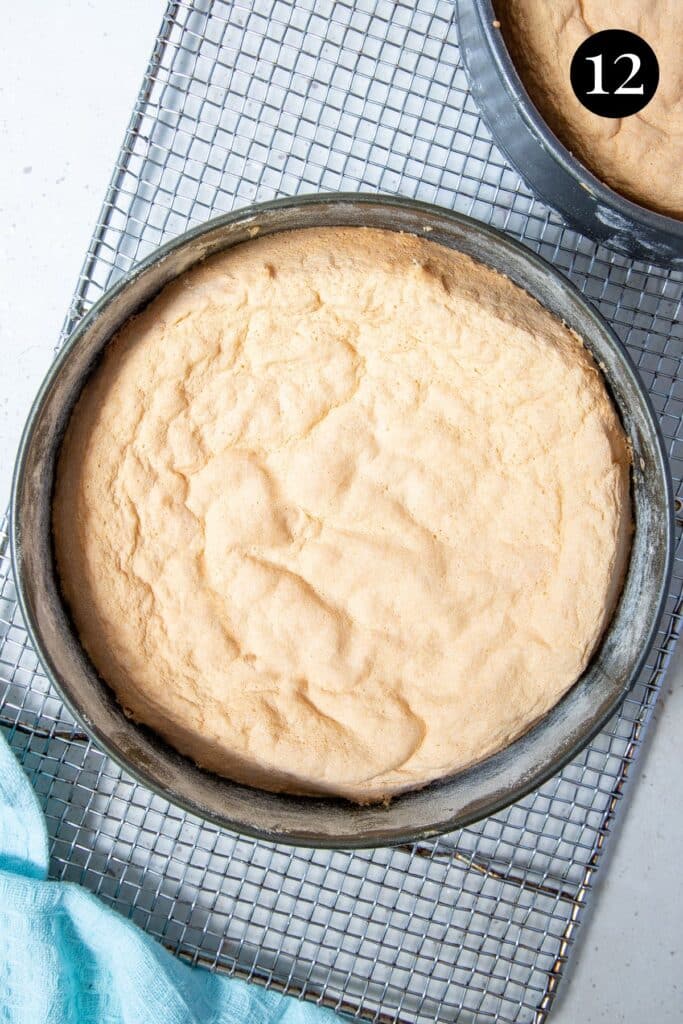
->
[495,0,683,219]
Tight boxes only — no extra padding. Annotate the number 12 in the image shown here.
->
[585,53,644,96]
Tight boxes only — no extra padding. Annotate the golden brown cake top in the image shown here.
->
[53,227,631,802]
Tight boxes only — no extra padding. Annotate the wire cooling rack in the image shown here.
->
[1,2,682,1021]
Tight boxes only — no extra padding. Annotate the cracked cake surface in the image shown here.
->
[53,227,631,802]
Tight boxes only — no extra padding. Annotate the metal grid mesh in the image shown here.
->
[1,1,682,1021]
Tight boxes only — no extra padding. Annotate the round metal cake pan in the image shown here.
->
[457,0,683,268]
[11,193,674,848]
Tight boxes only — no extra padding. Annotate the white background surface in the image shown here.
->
[1,4,681,1022]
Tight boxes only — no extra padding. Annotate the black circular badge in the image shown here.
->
[570,30,659,118]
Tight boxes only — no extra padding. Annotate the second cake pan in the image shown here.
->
[457,0,683,267]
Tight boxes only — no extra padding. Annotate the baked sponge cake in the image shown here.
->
[495,0,683,219]
[53,228,631,803]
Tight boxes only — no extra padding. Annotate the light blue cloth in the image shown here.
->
[0,731,341,1024]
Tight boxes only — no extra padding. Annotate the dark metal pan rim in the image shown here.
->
[10,193,674,847]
